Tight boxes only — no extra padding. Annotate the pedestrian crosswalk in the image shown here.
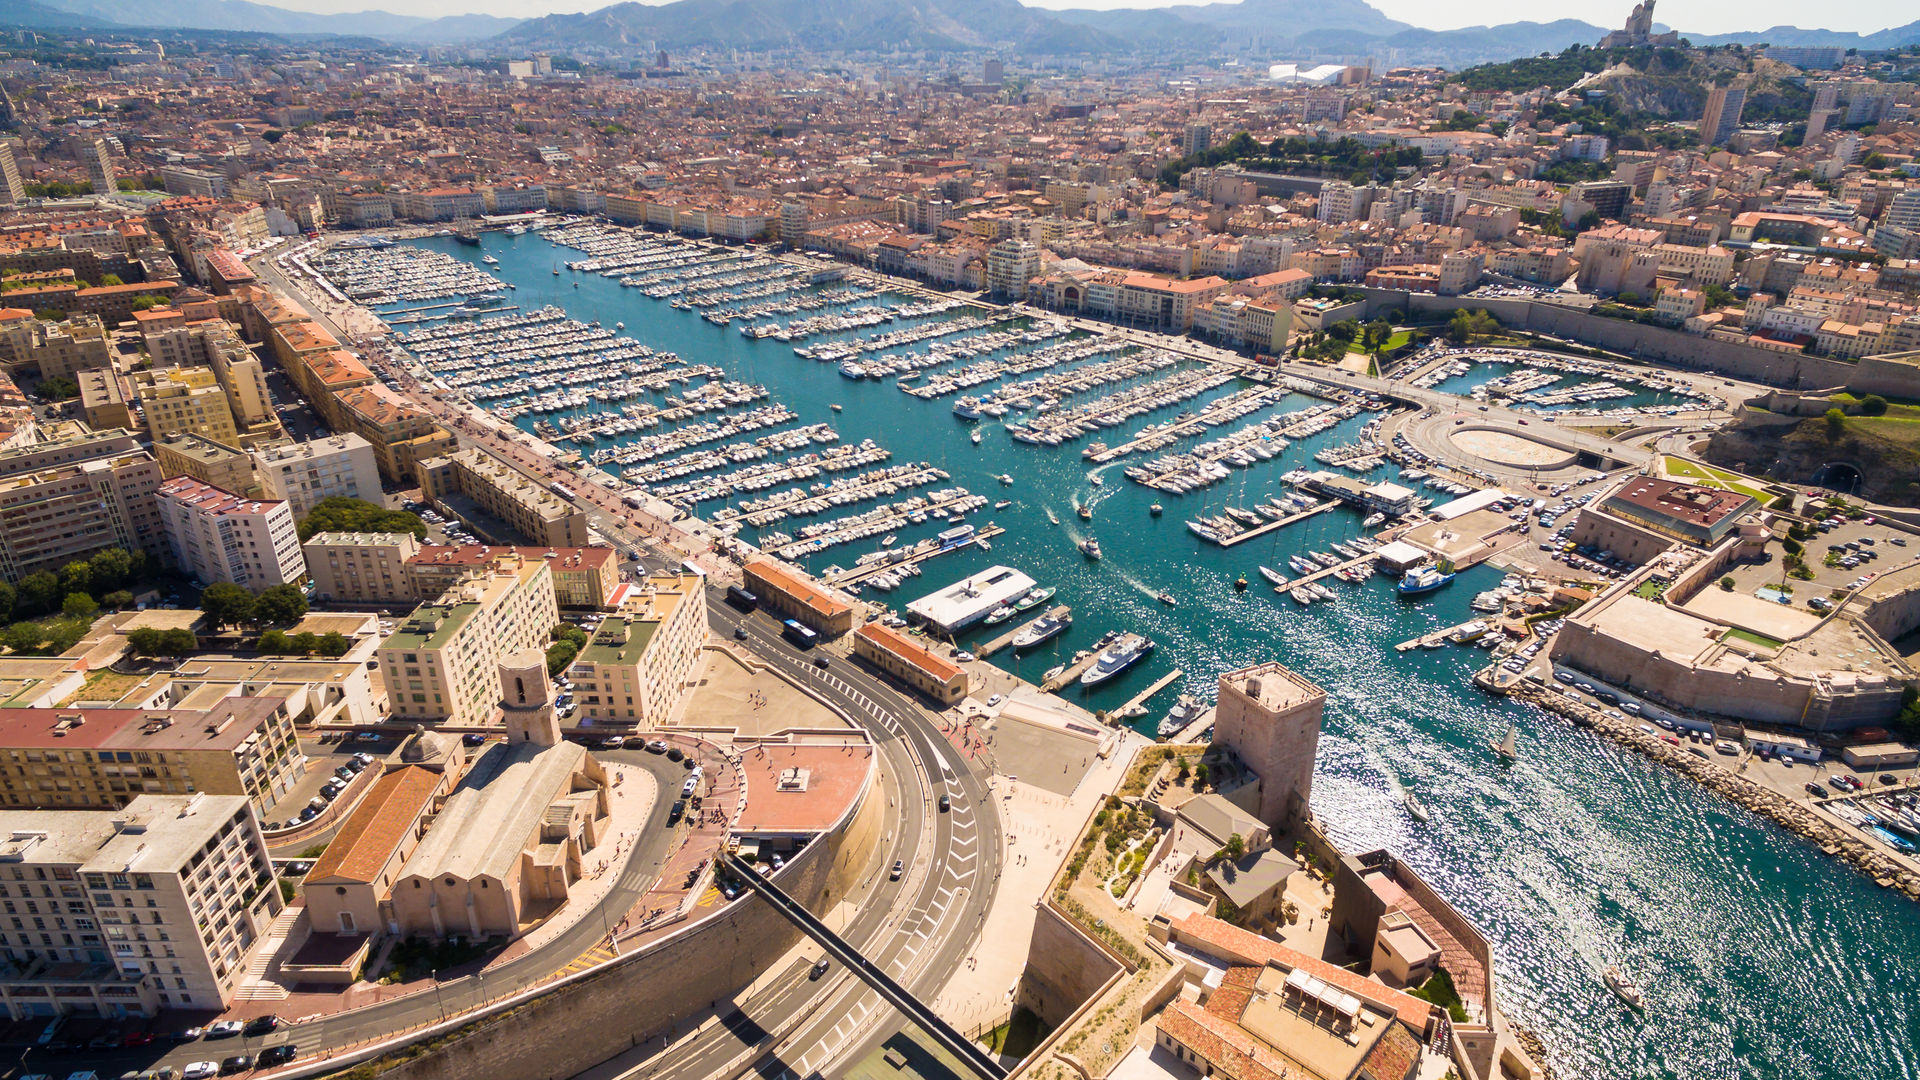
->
[559,941,617,977]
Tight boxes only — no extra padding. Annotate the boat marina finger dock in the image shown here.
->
[1272,553,1376,596]
[978,605,1072,659]
[1214,499,1340,547]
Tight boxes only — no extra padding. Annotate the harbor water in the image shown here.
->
[380,231,1919,1080]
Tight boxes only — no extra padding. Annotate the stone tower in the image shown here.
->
[499,647,560,747]
[1212,662,1326,828]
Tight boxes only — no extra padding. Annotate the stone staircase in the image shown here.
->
[233,907,302,1002]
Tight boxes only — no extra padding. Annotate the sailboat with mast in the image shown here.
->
[1490,724,1518,761]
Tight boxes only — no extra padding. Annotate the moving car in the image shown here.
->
[889,859,904,880]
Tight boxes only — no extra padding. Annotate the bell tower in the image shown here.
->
[499,647,560,747]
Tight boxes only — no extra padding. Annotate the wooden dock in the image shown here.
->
[1040,648,1102,692]
[1114,669,1182,721]
[978,605,1070,659]
[1272,554,1375,595]
[1214,500,1339,548]
[1396,619,1489,652]
[825,525,1005,587]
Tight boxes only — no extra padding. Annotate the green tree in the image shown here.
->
[296,497,427,541]
[61,593,97,619]
[1825,407,1846,440]
[0,581,14,623]
[551,623,588,649]
[253,584,308,626]
[34,308,66,322]
[1719,575,1736,591]
[1224,832,1247,860]
[257,629,292,653]
[289,631,320,655]
[36,376,79,400]
[159,628,198,656]
[126,626,164,657]
[1325,319,1359,343]
[58,560,92,598]
[1859,394,1888,416]
[17,572,59,616]
[98,589,133,611]
[6,622,48,654]
[98,273,124,287]
[1781,538,1803,557]
[318,631,351,657]
[199,582,257,630]
[89,548,134,592]
[546,639,578,676]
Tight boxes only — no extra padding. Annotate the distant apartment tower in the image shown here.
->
[1699,84,1746,148]
[0,442,167,582]
[983,58,1005,83]
[986,238,1041,299]
[1302,90,1346,125]
[158,165,229,199]
[82,137,116,195]
[251,433,382,518]
[1212,661,1326,828]
[154,476,305,590]
[0,795,281,1017]
[1184,123,1212,157]
[0,143,24,207]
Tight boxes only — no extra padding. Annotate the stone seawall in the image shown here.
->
[1506,684,1920,902]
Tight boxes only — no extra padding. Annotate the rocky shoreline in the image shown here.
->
[1506,684,1920,903]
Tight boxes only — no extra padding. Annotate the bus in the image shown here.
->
[726,585,759,612]
[781,619,818,648]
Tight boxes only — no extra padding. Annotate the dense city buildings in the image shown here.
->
[377,554,560,727]
[154,476,306,591]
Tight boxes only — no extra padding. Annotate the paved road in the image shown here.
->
[16,752,691,1080]
[578,596,1002,1080]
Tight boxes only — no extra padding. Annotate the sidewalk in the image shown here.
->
[929,729,1149,1035]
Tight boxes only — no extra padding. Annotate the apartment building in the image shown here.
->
[133,367,241,447]
[407,544,619,610]
[303,531,422,608]
[154,476,305,590]
[157,165,230,199]
[418,447,588,548]
[251,433,381,518]
[0,143,23,208]
[136,319,276,437]
[78,370,135,432]
[0,449,167,583]
[377,555,559,727]
[0,312,112,382]
[0,695,305,813]
[0,794,281,1018]
[568,574,707,728]
[333,383,455,485]
[986,238,1041,298]
[154,431,257,496]
[82,138,116,195]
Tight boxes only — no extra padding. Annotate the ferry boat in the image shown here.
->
[1604,967,1646,1011]
[1013,613,1071,650]
[1080,537,1102,560]
[1398,565,1455,595]
[1080,634,1156,687]
[1015,587,1056,611]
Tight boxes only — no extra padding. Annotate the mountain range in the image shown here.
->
[9,0,1920,66]
[27,0,522,41]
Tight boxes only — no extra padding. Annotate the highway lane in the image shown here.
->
[585,598,1000,1080]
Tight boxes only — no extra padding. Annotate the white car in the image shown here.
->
[183,1063,220,1080]
[985,694,1004,707]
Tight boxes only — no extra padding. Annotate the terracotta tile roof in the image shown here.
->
[1168,913,1434,1031]
[854,623,963,681]
[307,766,441,884]
[1158,998,1297,1080]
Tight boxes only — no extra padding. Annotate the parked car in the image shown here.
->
[257,1046,297,1067]
[182,1064,219,1080]
[243,1016,281,1037]
[217,1056,251,1076]
[205,1021,245,1039]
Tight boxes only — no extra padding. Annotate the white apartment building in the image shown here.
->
[377,555,559,727]
[155,476,305,590]
[0,794,281,1018]
[252,434,383,518]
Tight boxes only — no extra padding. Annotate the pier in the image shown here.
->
[823,525,1005,587]
[1040,650,1101,692]
[977,605,1072,658]
[1113,669,1183,721]
[1395,619,1490,652]
[1271,554,1376,595]
[1213,500,1339,548]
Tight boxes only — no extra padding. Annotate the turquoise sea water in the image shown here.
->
[383,232,1920,1080]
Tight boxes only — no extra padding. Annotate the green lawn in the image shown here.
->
[1662,457,1770,502]
[1723,627,1786,651]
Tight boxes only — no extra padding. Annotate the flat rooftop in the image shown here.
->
[1220,661,1324,713]
[734,743,874,835]
[1603,477,1755,531]
[905,565,1035,632]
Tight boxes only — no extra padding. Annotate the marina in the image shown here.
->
[366,230,1920,1080]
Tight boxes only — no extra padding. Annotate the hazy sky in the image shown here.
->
[279,0,1914,36]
